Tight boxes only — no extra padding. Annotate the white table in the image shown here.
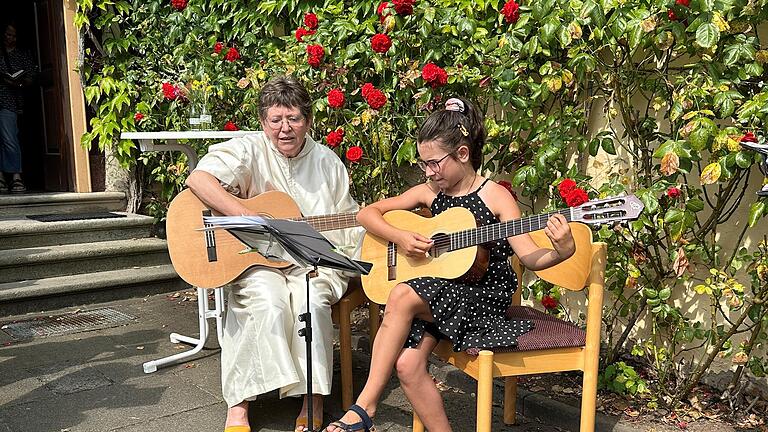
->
[120,131,257,373]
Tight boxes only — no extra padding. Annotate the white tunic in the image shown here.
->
[194,131,363,406]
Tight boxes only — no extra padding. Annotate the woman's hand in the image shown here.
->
[396,231,434,258]
[544,213,575,261]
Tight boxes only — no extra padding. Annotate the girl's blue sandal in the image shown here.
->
[327,404,375,432]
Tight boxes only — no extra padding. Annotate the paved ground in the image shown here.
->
[0,290,609,432]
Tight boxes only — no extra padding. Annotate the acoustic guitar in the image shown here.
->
[361,195,644,304]
[166,188,359,288]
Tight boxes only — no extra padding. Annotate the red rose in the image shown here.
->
[421,63,447,88]
[295,28,308,42]
[740,131,757,143]
[667,187,682,199]
[134,112,144,122]
[304,12,319,30]
[361,82,375,98]
[225,47,240,62]
[327,88,345,108]
[501,0,520,24]
[170,0,187,11]
[295,28,316,42]
[223,121,239,131]
[497,180,518,201]
[564,188,589,207]
[668,9,678,20]
[213,41,224,54]
[306,44,325,68]
[371,33,392,54]
[377,2,391,22]
[392,0,414,15]
[162,82,179,100]
[346,145,363,162]
[676,0,690,6]
[365,88,387,110]
[557,178,577,196]
[326,129,344,148]
[541,295,558,310]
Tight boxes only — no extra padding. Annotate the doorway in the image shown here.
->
[5,0,70,193]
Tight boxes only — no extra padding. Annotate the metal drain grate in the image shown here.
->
[1,307,136,340]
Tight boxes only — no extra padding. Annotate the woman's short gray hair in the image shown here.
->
[258,76,313,122]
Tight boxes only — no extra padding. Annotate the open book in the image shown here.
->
[3,69,24,80]
[203,215,372,274]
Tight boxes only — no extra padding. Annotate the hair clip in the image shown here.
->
[457,124,469,137]
[444,98,465,113]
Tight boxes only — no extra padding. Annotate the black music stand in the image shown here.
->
[203,216,371,431]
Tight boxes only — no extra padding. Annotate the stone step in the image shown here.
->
[0,192,127,217]
[0,212,155,250]
[0,264,189,316]
[0,238,171,283]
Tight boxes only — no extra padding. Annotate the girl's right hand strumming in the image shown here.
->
[396,231,434,258]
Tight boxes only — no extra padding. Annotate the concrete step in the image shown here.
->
[0,238,171,283]
[0,264,190,316]
[0,212,155,250]
[0,192,127,217]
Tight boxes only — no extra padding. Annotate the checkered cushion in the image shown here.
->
[463,306,586,356]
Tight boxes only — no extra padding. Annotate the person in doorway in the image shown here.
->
[185,75,363,432]
[327,97,575,432]
[0,21,37,194]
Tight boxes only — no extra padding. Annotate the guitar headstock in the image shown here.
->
[572,194,644,224]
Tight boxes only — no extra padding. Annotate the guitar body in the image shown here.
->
[361,207,480,304]
[166,189,301,288]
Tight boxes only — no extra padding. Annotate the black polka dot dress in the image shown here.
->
[404,179,534,352]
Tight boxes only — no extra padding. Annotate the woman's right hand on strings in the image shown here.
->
[396,231,434,258]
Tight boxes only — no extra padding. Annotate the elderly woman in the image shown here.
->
[186,76,362,432]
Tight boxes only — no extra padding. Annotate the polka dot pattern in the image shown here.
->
[404,179,534,352]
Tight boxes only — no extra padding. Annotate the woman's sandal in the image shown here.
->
[223,426,250,432]
[327,404,376,432]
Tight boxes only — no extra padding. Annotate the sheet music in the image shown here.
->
[202,215,371,274]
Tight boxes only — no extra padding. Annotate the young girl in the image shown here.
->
[326,97,576,432]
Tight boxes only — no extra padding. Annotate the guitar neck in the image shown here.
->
[293,212,359,232]
[450,208,574,250]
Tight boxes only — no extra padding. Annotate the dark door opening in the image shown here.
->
[5,1,68,193]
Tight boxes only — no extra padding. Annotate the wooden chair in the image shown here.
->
[332,276,381,408]
[413,223,607,432]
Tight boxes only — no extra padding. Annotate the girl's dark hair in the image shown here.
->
[417,96,485,170]
[258,76,313,122]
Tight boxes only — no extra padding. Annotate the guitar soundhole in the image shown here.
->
[430,233,450,257]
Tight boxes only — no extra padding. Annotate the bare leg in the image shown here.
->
[396,333,451,431]
[295,394,323,432]
[326,283,431,431]
[225,400,249,428]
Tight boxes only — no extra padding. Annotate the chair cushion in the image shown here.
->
[465,306,586,355]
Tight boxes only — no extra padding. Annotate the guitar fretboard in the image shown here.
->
[292,212,359,232]
[449,208,574,250]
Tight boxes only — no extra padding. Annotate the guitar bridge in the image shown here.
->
[387,242,396,281]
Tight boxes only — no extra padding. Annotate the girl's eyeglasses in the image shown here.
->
[416,152,454,173]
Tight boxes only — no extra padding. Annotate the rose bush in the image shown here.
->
[76,0,768,410]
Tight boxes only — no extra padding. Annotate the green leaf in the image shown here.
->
[748,201,765,227]
[686,199,705,212]
[695,23,719,48]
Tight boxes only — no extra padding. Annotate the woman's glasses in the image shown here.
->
[266,115,305,130]
[416,152,454,173]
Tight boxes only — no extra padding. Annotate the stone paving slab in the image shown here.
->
[0,291,597,432]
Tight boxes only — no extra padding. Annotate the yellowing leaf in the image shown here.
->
[544,76,563,92]
[660,152,680,176]
[700,162,721,185]
[713,12,730,33]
